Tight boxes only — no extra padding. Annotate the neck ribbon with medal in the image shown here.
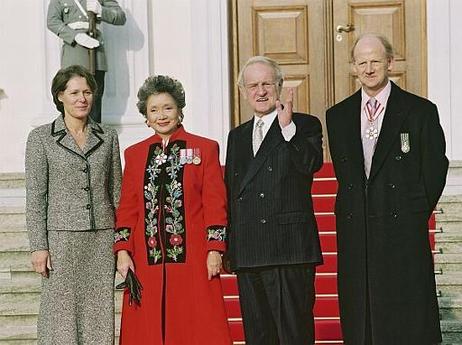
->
[364,99,384,141]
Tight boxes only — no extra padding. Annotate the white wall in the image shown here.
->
[427,0,462,159]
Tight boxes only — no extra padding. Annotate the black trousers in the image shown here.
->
[236,264,316,345]
[89,70,105,123]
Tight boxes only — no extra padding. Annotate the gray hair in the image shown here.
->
[136,75,186,118]
[351,33,394,61]
[237,56,284,93]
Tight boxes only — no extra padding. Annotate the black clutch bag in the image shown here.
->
[116,268,143,306]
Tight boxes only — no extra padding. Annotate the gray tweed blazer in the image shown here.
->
[25,115,122,251]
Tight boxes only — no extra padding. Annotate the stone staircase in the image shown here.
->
[0,168,461,345]
[436,193,462,344]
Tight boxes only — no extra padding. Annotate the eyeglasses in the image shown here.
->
[244,81,277,92]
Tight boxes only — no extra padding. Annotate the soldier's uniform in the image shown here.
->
[47,0,126,122]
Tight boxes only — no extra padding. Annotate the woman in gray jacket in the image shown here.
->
[25,65,122,344]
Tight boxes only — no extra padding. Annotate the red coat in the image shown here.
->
[114,126,231,345]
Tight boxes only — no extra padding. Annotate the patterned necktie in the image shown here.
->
[363,97,380,178]
[253,118,264,155]
[366,97,380,122]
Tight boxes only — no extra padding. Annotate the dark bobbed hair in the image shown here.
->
[51,65,97,114]
[136,75,186,118]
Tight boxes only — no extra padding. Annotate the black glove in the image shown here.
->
[116,268,143,306]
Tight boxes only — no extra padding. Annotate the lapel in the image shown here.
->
[344,91,366,176]
[238,116,283,196]
[52,115,105,160]
[368,82,409,181]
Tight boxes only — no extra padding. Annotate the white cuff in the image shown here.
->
[281,121,296,141]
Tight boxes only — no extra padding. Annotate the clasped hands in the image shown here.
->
[74,0,103,49]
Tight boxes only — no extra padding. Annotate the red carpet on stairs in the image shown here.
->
[221,163,437,345]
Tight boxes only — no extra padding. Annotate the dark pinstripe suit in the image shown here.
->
[224,113,323,345]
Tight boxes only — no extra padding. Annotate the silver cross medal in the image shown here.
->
[365,125,378,140]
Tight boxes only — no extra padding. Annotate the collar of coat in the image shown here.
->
[147,125,187,145]
[51,114,105,159]
[344,81,410,181]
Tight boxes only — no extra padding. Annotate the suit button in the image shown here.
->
[347,184,353,190]
[395,155,402,161]
[341,156,348,162]
[260,218,266,224]
[238,197,243,201]
[391,212,398,218]
[86,204,91,210]
[388,184,396,189]
[83,187,90,191]
[267,166,273,172]
[234,172,239,177]
[347,213,353,219]
[259,193,265,199]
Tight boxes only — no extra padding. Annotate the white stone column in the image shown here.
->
[148,0,231,163]
[427,0,462,160]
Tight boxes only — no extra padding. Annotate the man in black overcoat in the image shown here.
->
[224,56,323,345]
[326,33,448,345]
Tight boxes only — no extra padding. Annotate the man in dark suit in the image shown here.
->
[224,56,323,345]
[326,33,448,345]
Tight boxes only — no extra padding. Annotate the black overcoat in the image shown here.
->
[326,82,448,345]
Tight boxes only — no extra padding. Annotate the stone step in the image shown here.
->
[0,340,37,345]
[0,252,30,272]
[0,292,124,316]
[0,325,36,341]
[448,161,462,177]
[437,273,462,297]
[434,254,462,272]
[435,232,462,254]
[0,277,40,294]
[0,318,122,343]
[441,319,462,343]
[0,174,25,189]
[0,211,26,233]
[439,295,462,320]
[0,232,29,252]
[437,220,462,234]
[437,195,462,222]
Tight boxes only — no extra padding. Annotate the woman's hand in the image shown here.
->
[31,250,52,278]
[207,250,222,280]
[116,250,135,279]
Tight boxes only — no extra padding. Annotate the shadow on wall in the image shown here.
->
[103,8,145,122]
[0,88,7,110]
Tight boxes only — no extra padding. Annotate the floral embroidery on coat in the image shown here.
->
[114,227,131,243]
[207,226,227,242]
[144,141,186,265]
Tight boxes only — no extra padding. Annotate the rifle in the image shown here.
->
[87,10,97,75]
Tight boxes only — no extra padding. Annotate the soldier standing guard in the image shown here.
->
[47,0,126,123]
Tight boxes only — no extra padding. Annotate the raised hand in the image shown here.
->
[276,87,294,128]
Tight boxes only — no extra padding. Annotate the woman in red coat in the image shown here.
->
[114,75,231,345]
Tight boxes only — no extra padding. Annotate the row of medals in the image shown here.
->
[179,148,201,165]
